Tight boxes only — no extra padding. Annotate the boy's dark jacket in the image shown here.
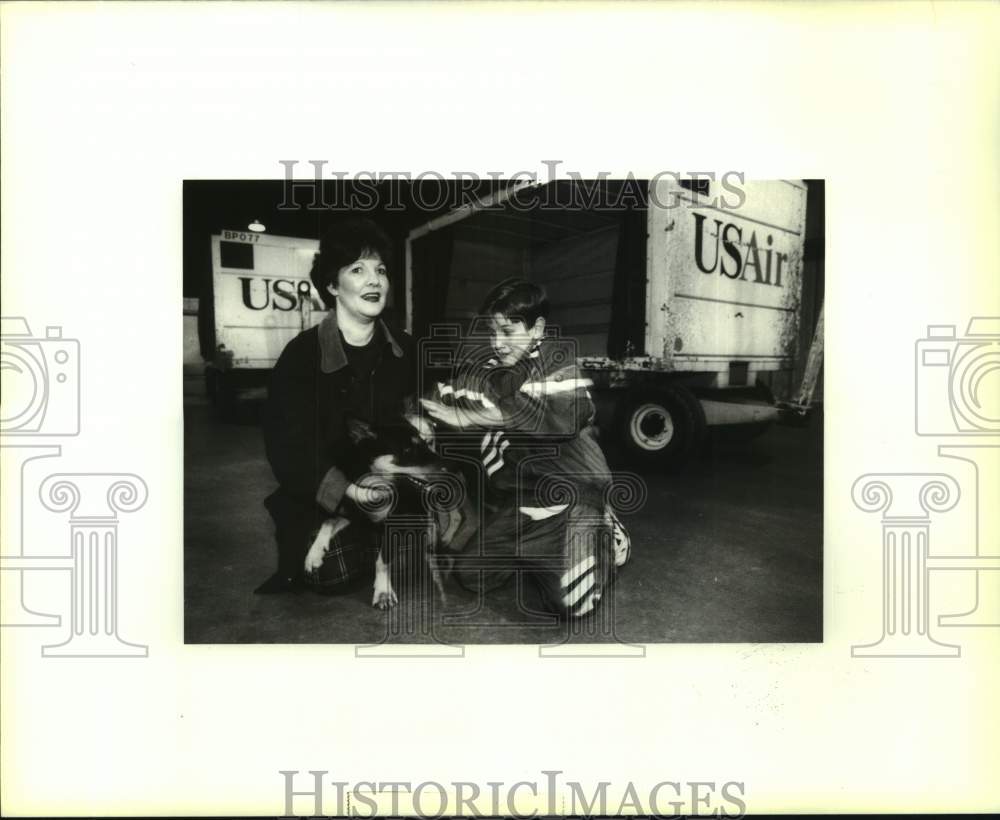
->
[478,339,613,511]
[262,310,415,515]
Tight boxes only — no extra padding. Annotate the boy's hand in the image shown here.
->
[420,399,461,428]
[421,398,505,430]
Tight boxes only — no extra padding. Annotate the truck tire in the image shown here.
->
[617,385,706,467]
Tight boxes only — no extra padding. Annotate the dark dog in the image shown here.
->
[303,414,479,609]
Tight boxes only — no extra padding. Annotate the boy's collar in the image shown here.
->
[318,310,403,374]
[484,339,544,370]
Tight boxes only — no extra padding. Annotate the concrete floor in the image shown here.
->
[184,381,822,645]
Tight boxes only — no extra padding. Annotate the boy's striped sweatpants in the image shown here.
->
[453,498,616,618]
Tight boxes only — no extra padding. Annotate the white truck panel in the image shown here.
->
[647,179,807,370]
[210,231,326,369]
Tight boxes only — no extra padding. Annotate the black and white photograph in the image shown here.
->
[183,176,825,644]
[4,2,997,816]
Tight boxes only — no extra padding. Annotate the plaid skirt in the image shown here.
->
[264,489,378,592]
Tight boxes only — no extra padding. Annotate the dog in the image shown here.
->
[303,413,479,609]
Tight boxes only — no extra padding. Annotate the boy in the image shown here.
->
[421,278,629,617]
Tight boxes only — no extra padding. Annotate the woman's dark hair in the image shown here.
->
[310,218,393,308]
[477,278,549,327]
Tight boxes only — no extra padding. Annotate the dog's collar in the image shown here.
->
[318,310,404,374]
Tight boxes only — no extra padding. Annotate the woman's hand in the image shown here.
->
[345,481,393,521]
[346,482,391,505]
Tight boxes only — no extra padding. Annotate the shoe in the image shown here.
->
[607,508,631,568]
[253,571,306,594]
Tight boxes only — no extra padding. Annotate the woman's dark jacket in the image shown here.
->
[262,311,415,528]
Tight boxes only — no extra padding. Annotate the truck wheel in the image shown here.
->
[618,385,706,467]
